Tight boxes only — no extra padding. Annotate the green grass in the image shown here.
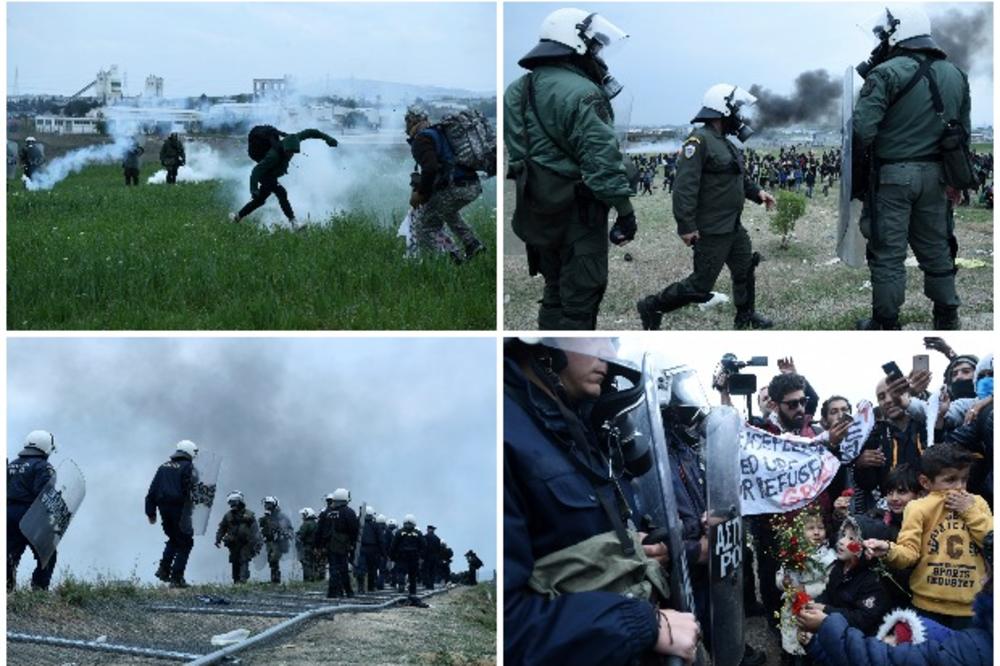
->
[8,165,496,330]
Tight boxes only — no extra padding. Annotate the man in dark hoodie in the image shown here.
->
[230,127,338,227]
[7,430,58,591]
[145,439,199,588]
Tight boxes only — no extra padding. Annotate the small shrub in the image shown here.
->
[769,190,807,249]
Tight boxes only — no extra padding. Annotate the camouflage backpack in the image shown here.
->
[436,110,497,177]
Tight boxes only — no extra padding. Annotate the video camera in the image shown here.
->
[717,353,768,396]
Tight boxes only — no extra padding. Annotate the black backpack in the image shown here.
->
[247,125,287,163]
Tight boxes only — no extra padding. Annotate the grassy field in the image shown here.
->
[503,165,993,330]
[8,165,496,330]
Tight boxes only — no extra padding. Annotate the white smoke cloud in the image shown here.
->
[24,135,133,191]
[146,142,243,185]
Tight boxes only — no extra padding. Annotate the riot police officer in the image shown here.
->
[358,505,381,593]
[145,439,199,588]
[422,524,441,589]
[504,8,636,330]
[389,514,426,599]
[259,496,292,584]
[852,5,972,330]
[215,491,260,584]
[7,430,57,591]
[504,338,702,664]
[296,508,324,582]
[315,488,359,598]
[637,84,776,331]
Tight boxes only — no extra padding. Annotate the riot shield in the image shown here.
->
[277,511,295,562]
[353,502,367,571]
[704,407,744,666]
[629,353,699,666]
[837,66,865,268]
[190,451,221,536]
[19,459,86,568]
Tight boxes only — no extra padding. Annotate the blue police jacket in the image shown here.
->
[504,358,658,666]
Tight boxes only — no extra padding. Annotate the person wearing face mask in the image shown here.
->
[504,338,703,665]
[637,83,776,331]
[852,5,972,330]
[944,354,993,508]
[504,9,636,330]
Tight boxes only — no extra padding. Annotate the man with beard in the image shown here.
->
[504,9,636,330]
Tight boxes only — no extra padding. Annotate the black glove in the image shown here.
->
[326,138,339,147]
[609,211,637,245]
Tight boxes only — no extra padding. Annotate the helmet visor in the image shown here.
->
[581,14,628,59]
[861,7,897,45]
[534,337,638,377]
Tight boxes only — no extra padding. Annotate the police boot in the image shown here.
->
[270,569,281,584]
[856,315,901,330]
[636,296,664,331]
[465,240,487,260]
[932,303,961,330]
[169,576,190,589]
[734,308,773,330]
[155,562,171,582]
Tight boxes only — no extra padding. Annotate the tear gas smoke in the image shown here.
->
[24,135,134,191]
[932,6,993,75]
[749,70,841,131]
[146,142,243,185]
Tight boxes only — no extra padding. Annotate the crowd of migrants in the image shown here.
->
[631,146,993,207]
[504,336,993,666]
[7,437,484,606]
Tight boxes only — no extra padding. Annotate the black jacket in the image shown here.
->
[144,453,194,520]
[7,449,54,505]
[816,559,891,635]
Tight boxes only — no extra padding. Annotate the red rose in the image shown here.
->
[790,537,799,547]
[779,550,788,558]
[847,541,862,554]
[841,489,855,498]
[792,590,811,615]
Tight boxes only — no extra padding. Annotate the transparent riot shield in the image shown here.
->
[704,407,745,666]
[353,502,367,572]
[19,459,86,568]
[629,353,699,666]
[838,66,865,268]
[191,451,221,536]
[277,511,295,562]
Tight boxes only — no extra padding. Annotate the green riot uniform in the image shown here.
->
[853,50,970,329]
[259,509,292,583]
[637,124,770,329]
[215,507,260,584]
[296,518,325,582]
[159,135,185,185]
[505,62,633,330]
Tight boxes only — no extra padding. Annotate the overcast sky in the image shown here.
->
[616,331,993,421]
[8,337,496,585]
[504,2,993,126]
[7,3,496,97]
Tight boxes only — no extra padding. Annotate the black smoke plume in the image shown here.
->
[749,69,841,130]
[932,6,993,74]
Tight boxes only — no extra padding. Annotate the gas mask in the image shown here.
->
[578,12,627,99]
[857,8,899,78]
[591,363,652,477]
[723,87,756,142]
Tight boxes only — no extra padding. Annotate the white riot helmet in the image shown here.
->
[693,84,758,141]
[227,491,246,506]
[376,514,387,524]
[332,488,350,503]
[366,506,376,518]
[175,439,198,459]
[519,9,629,97]
[403,514,417,527]
[24,430,56,456]
[263,496,279,510]
[25,136,36,144]
[387,518,398,528]
[858,5,941,77]
[300,507,316,519]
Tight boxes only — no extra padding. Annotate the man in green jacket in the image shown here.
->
[637,84,776,330]
[231,127,338,227]
[852,5,971,330]
[159,132,185,184]
[504,8,635,330]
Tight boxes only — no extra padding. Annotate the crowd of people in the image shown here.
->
[504,336,993,665]
[8,437,484,604]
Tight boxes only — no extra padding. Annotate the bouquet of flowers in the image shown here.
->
[769,512,819,575]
